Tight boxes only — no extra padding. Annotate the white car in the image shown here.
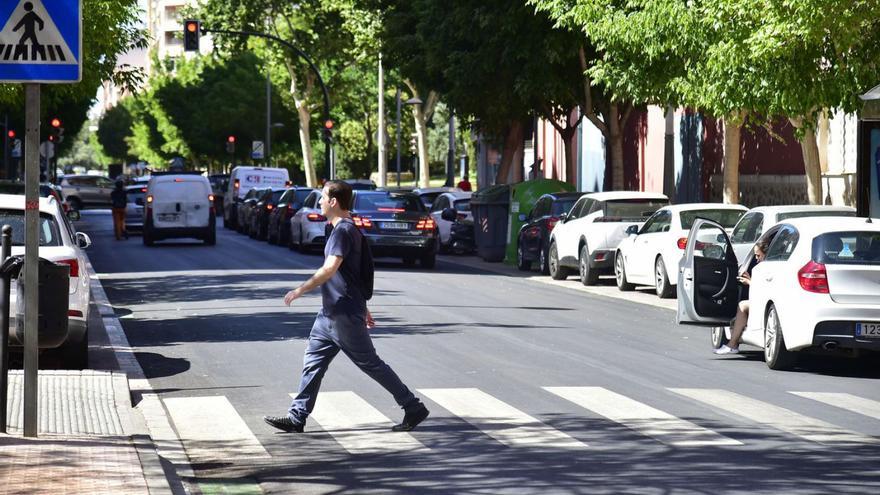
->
[547,191,668,284]
[614,203,747,297]
[729,205,856,262]
[413,187,460,209]
[124,184,147,232]
[429,191,472,252]
[3,194,92,368]
[289,189,326,252]
[677,216,880,370]
[144,173,216,246]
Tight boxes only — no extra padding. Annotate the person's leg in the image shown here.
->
[113,209,124,240]
[287,317,340,425]
[728,301,749,348]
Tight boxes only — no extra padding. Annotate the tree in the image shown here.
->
[97,104,135,162]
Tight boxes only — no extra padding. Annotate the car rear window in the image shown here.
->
[294,189,312,203]
[454,199,471,212]
[354,193,424,212]
[778,210,856,221]
[812,231,880,265]
[153,180,210,198]
[0,210,62,246]
[680,209,744,230]
[271,190,285,203]
[602,199,668,221]
[552,199,577,216]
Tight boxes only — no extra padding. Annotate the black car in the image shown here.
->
[268,187,314,246]
[236,187,266,234]
[517,192,582,274]
[351,190,438,268]
[250,187,288,240]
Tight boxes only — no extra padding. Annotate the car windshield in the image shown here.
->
[551,199,577,216]
[680,209,744,229]
[778,210,856,221]
[812,231,880,265]
[454,199,471,212]
[354,193,424,212]
[0,210,62,246]
[271,190,285,203]
[604,199,668,221]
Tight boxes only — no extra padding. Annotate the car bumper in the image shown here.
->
[811,320,880,351]
[365,235,436,257]
[590,249,614,270]
[780,301,880,350]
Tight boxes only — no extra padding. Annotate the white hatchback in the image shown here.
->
[614,203,747,297]
[429,191,472,252]
[2,194,92,368]
[144,173,216,246]
[678,216,880,370]
[289,189,326,252]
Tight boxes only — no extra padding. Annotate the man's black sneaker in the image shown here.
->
[263,415,304,433]
[392,405,429,432]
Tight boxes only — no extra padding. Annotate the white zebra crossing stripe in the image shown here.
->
[295,391,428,454]
[419,388,587,449]
[544,387,742,447]
[163,396,270,463]
[670,388,879,445]
[790,392,880,421]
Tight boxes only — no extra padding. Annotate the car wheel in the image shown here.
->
[516,241,531,271]
[279,223,289,247]
[655,257,674,298]
[764,305,797,370]
[579,245,599,286]
[711,325,729,349]
[615,252,635,291]
[205,228,216,246]
[539,246,550,275]
[61,331,88,370]
[68,197,83,211]
[224,210,234,229]
[549,242,570,280]
[420,252,436,269]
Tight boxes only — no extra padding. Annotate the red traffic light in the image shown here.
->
[48,135,55,142]
[323,119,334,130]
[186,21,198,33]
[7,130,14,139]
[227,135,236,143]
[50,118,61,128]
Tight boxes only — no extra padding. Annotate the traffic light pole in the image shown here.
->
[201,27,333,181]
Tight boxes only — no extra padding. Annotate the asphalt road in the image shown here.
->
[79,210,880,495]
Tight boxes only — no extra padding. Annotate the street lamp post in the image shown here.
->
[266,122,284,167]
[394,89,423,188]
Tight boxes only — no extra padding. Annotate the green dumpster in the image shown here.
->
[505,179,576,265]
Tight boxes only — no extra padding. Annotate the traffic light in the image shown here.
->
[49,117,64,143]
[225,135,235,154]
[322,119,334,144]
[183,20,201,52]
[7,130,14,139]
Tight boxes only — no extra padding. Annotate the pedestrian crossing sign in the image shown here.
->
[0,0,81,83]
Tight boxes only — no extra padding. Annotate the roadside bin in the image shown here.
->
[14,258,69,348]
[470,184,511,262]
[505,179,576,264]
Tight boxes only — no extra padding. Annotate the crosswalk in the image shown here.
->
[162,386,880,464]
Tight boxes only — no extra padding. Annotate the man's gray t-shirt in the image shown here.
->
[322,219,367,316]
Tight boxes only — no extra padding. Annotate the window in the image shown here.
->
[96,178,113,189]
[354,193,423,212]
[778,210,856,221]
[552,198,577,217]
[812,231,880,265]
[680,209,744,230]
[432,196,448,212]
[531,198,549,219]
[453,199,471,212]
[641,210,672,234]
[603,199,668,221]
[730,212,764,244]
[569,198,594,220]
[0,210,62,246]
[588,200,603,215]
[765,226,799,261]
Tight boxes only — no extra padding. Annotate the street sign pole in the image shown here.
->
[23,83,39,437]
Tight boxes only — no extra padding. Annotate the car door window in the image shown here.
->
[765,226,799,261]
[306,192,318,209]
[641,210,671,234]
[588,200,603,215]
[96,178,113,189]
[433,196,448,212]
[731,212,764,243]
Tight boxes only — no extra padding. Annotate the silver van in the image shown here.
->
[144,173,216,246]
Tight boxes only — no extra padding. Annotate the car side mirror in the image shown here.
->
[625,225,639,236]
[559,212,568,223]
[518,213,527,222]
[441,208,457,222]
[67,210,81,222]
[716,233,726,243]
[75,232,91,249]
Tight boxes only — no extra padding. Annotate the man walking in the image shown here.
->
[264,180,429,433]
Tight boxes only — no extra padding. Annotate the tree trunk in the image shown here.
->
[287,63,317,187]
[722,115,743,204]
[793,120,823,205]
[495,121,525,184]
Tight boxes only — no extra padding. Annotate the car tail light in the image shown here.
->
[307,213,327,222]
[266,204,274,210]
[798,260,829,293]
[416,217,436,230]
[146,195,153,204]
[140,188,147,193]
[546,216,559,231]
[209,194,215,202]
[234,179,240,191]
[353,216,373,228]
[68,310,83,317]
[677,237,708,250]
[56,258,79,278]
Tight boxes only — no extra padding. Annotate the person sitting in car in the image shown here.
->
[714,238,770,355]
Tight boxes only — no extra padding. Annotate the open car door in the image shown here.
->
[677,218,739,326]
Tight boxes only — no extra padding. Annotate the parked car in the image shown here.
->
[249,187,288,240]
[448,217,476,254]
[223,166,289,229]
[351,190,438,268]
[268,187,313,246]
[59,174,115,210]
[344,178,377,190]
[677,216,880,370]
[547,191,668,283]
[143,172,216,246]
[429,191,472,252]
[729,205,856,262]
[208,173,229,213]
[513,192,583,274]
[236,187,266,234]
[3,194,93,368]
[614,203,747,297]
[289,189,327,252]
[124,184,147,232]
[413,187,460,209]
[0,180,69,212]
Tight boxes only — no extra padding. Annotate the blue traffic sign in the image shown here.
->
[0,0,81,83]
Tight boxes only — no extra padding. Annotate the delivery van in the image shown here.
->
[224,166,290,229]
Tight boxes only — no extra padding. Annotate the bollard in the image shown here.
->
[0,225,11,432]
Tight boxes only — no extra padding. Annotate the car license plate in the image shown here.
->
[382,222,409,230]
[856,323,880,338]
[159,213,179,221]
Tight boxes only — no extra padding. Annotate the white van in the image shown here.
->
[224,166,290,229]
[144,173,216,246]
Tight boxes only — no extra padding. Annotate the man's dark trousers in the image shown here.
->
[287,312,418,425]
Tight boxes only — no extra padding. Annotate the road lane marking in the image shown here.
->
[670,388,879,444]
[544,386,741,447]
[294,391,428,454]
[163,396,270,463]
[419,388,587,449]
[790,392,880,421]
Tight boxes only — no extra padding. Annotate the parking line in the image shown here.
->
[545,386,741,447]
[419,388,587,449]
[670,388,879,444]
[790,392,880,421]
